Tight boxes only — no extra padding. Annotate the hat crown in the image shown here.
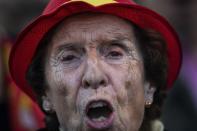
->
[43,0,135,14]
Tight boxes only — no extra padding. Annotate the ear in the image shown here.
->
[144,81,156,107]
[42,95,54,113]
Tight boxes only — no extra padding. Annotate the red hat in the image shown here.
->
[9,0,182,101]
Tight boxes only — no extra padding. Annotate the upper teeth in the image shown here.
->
[90,101,107,108]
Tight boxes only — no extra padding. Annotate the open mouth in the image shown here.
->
[85,100,114,130]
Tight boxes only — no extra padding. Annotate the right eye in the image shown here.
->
[59,52,81,65]
[61,55,77,62]
[51,45,85,69]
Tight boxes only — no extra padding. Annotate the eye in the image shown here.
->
[61,55,77,62]
[52,45,85,68]
[59,51,81,64]
[104,45,125,60]
[106,51,123,59]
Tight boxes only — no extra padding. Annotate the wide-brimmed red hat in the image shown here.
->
[9,0,182,101]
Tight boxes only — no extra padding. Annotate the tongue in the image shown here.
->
[87,106,111,121]
[86,103,114,130]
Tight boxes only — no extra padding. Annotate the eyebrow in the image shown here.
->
[99,37,133,51]
[54,43,83,55]
[54,36,134,54]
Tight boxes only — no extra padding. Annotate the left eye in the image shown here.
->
[106,51,123,59]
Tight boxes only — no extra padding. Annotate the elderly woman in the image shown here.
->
[9,0,182,131]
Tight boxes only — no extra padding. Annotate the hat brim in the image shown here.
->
[9,1,182,101]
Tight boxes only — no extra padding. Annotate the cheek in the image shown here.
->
[105,60,144,104]
[46,65,83,95]
[45,68,76,111]
[105,60,145,129]
[45,66,85,128]
[45,64,85,110]
[125,62,145,129]
[126,61,145,99]
[125,61,145,109]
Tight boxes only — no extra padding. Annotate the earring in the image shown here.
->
[42,98,53,112]
[145,93,153,107]
[144,82,156,108]
[145,101,152,107]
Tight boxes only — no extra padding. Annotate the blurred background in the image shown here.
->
[0,0,197,131]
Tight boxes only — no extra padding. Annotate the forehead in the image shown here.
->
[52,13,136,42]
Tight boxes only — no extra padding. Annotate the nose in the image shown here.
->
[82,58,108,89]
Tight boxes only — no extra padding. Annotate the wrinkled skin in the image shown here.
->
[44,13,155,131]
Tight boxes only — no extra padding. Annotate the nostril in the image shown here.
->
[84,81,90,88]
[100,80,106,86]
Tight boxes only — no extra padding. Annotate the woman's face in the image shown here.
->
[44,13,155,131]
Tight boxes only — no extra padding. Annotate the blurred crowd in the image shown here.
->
[0,0,197,131]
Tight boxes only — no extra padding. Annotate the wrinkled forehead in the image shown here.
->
[51,12,137,43]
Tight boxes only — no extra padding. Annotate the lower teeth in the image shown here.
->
[92,116,107,122]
